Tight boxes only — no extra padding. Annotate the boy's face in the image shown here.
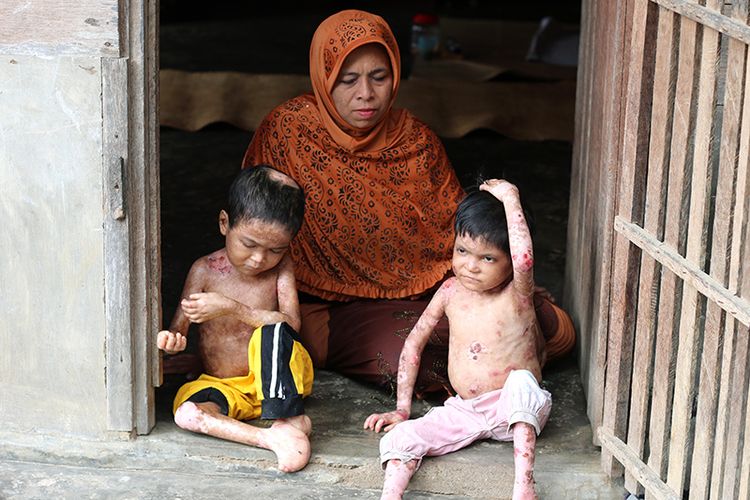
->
[452,233,512,292]
[219,211,293,277]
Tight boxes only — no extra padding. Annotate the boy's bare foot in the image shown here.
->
[276,414,312,435]
[262,418,311,472]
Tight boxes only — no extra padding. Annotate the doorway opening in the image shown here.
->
[154,5,598,494]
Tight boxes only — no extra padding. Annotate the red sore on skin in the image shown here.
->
[208,255,232,275]
[512,252,534,270]
[469,342,482,353]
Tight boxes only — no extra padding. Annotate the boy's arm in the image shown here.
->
[480,179,535,299]
[273,254,301,332]
[157,260,205,354]
[364,285,448,433]
[181,255,299,331]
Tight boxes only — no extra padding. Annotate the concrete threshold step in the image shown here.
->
[0,366,624,499]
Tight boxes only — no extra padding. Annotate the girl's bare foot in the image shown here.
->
[512,479,537,500]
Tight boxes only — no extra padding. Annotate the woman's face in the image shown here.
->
[331,43,393,129]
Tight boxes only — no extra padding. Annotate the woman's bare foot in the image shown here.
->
[263,418,312,472]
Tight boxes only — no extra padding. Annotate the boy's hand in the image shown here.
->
[363,409,408,433]
[157,330,187,354]
[479,178,518,202]
[181,292,231,323]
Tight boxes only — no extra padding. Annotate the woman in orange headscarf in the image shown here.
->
[243,10,574,395]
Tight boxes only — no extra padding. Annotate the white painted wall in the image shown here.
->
[0,56,108,436]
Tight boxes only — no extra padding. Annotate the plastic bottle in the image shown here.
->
[410,13,440,61]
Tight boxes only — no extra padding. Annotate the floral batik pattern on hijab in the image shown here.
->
[243,10,465,301]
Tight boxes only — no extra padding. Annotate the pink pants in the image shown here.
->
[379,370,552,467]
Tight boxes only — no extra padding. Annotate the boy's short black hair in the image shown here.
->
[454,190,535,255]
[227,165,305,236]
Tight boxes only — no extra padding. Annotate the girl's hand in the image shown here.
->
[363,409,409,433]
[479,178,518,202]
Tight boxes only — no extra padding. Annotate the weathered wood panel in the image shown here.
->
[102,57,133,432]
[734,33,750,500]
[692,9,746,497]
[597,0,750,496]
[566,0,632,445]
[0,0,120,56]
[645,9,698,484]
[623,6,676,492]
[125,0,160,435]
[600,0,655,477]
[667,5,722,490]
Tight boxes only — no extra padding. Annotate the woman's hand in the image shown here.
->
[181,292,232,323]
[157,330,187,354]
[363,409,409,433]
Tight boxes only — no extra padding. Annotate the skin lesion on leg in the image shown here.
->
[174,401,312,473]
[381,458,418,500]
[512,422,538,500]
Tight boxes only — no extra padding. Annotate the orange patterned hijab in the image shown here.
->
[243,10,464,300]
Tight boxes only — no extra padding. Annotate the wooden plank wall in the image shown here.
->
[593,0,750,498]
[565,0,634,441]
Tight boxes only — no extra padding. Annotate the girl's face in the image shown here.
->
[452,233,512,292]
[331,43,393,130]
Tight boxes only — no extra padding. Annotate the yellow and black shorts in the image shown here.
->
[173,322,313,420]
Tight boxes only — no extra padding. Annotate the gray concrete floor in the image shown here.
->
[1,367,623,499]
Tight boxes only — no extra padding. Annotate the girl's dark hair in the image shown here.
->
[454,190,535,255]
[227,165,305,235]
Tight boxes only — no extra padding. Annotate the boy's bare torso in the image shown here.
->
[190,249,282,379]
[441,277,543,399]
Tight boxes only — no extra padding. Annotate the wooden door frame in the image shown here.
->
[103,0,160,435]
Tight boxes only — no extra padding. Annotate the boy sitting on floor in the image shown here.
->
[157,165,313,472]
[365,179,551,499]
